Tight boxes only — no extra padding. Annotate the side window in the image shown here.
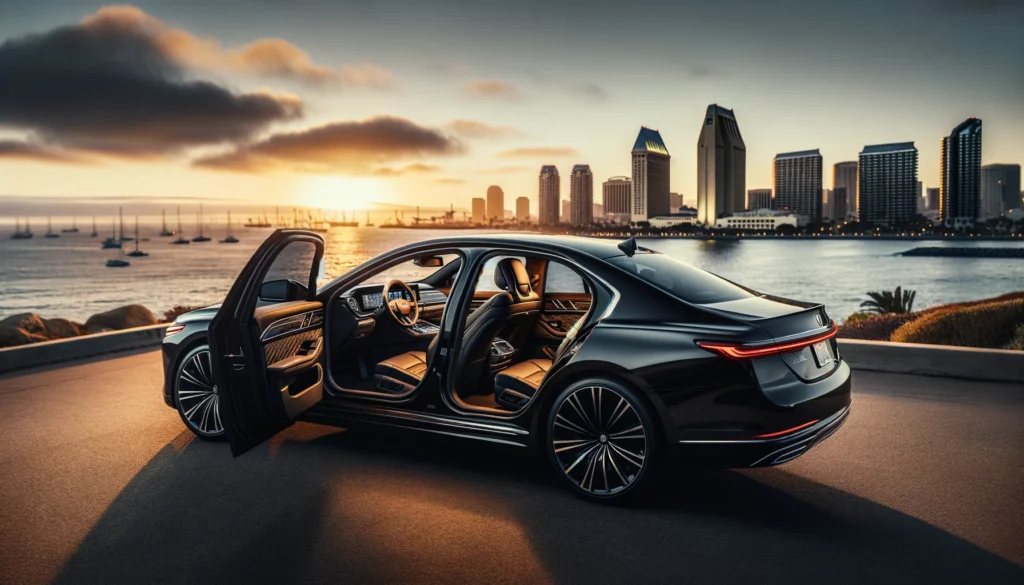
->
[357,254,460,286]
[545,260,587,293]
[259,240,319,304]
[474,255,526,292]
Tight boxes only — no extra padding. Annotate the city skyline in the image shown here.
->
[0,2,1022,215]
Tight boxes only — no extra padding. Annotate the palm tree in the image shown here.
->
[860,286,917,314]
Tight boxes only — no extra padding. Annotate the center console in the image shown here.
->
[410,321,440,336]
[488,337,515,371]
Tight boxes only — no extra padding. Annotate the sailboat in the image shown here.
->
[243,213,272,228]
[45,217,60,238]
[127,216,149,257]
[220,211,239,243]
[118,207,133,242]
[173,207,190,245]
[192,205,211,242]
[328,210,358,227]
[89,216,98,237]
[11,217,34,239]
[106,246,130,267]
[62,217,79,233]
[159,209,174,236]
[101,219,122,249]
[365,211,374,227]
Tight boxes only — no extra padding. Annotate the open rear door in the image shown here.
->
[209,230,325,455]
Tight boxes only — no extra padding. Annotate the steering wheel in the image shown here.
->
[380,279,420,328]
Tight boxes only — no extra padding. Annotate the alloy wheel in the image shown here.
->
[176,346,224,438]
[551,385,647,495]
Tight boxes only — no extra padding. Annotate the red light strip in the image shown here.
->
[753,419,819,439]
[165,324,186,336]
[696,323,837,359]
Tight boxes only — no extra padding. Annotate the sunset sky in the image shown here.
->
[1,0,1021,215]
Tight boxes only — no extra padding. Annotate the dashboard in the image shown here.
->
[339,283,448,317]
[361,288,414,310]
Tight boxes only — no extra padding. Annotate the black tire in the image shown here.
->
[174,344,225,440]
[544,377,663,502]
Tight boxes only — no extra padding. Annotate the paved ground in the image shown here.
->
[0,350,1022,584]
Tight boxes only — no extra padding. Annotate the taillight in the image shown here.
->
[165,324,186,336]
[752,419,819,438]
[696,323,837,360]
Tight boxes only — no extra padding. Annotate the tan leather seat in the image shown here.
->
[374,351,428,390]
[493,315,585,409]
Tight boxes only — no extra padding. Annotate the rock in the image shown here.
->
[0,313,88,347]
[84,304,158,333]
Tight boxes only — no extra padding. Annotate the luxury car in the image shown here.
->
[163,231,851,501]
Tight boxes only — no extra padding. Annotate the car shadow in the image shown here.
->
[54,425,1023,584]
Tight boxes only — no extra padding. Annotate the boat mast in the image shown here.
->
[134,217,140,252]
[118,207,124,241]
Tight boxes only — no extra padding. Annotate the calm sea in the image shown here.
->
[1,225,1022,323]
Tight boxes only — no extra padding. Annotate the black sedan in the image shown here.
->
[162,231,850,501]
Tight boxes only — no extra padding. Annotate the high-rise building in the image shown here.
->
[515,196,530,222]
[631,127,671,224]
[538,165,560,226]
[981,164,1022,217]
[926,187,940,211]
[593,203,604,218]
[697,104,746,224]
[486,185,504,221]
[832,187,849,220]
[561,199,571,220]
[471,197,486,224]
[669,192,683,211]
[832,162,858,218]
[822,188,833,221]
[747,188,772,210]
[773,149,823,222]
[569,164,594,227]
[858,142,919,226]
[940,118,982,223]
[602,176,630,215]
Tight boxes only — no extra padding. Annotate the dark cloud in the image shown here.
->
[570,83,608,101]
[0,8,302,159]
[0,140,90,163]
[193,116,463,174]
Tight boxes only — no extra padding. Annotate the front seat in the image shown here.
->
[493,316,584,409]
[374,287,513,394]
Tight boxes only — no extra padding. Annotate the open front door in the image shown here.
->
[209,230,325,455]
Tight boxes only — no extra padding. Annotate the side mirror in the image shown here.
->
[260,279,308,302]
[414,256,444,268]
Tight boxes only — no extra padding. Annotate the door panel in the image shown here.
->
[209,231,325,456]
[533,292,591,357]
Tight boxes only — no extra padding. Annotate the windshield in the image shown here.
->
[608,254,754,305]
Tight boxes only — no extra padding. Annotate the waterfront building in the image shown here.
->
[715,209,798,230]
[833,161,858,217]
[832,187,849,220]
[570,164,594,227]
[593,203,604,218]
[647,206,698,228]
[940,117,982,224]
[747,188,771,211]
[515,196,530,222]
[858,142,919,226]
[602,176,631,215]
[669,192,683,212]
[981,164,1022,217]
[631,126,671,224]
[538,165,560,226]
[486,185,504,221]
[773,149,823,222]
[823,188,833,221]
[697,104,746,225]
[471,197,486,224]
[926,187,940,211]
[561,199,571,221]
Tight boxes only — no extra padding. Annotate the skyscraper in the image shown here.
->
[773,149,823,222]
[561,199,571,220]
[486,185,504,221]
[981,164,1022,217]
[602,176,631,215]
[747,188,772,210]
[832,187,849,220]
[631,126,671,224]
[926,187,940,211]
[515,196,530,222]
[538,165,560,226]
[569,164,594,227]
[669,192,683,211]
[471,197,486,224]
[832,161,858,217]
[697,104,746,224]
[858,142,919,226]
[940,117,982,223]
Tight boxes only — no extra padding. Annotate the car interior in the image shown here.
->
[325,251,594,412]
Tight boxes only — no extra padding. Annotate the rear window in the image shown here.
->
[608,254,754,304]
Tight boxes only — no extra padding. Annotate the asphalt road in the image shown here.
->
[0,350,1022,584]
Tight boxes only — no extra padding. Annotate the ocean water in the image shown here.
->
[1,225,1022,323]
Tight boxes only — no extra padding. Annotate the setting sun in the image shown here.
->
[299,176,388,212]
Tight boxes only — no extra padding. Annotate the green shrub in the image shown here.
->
[890,299,1024,348]
[839,312,918,340]
[1004,324,1024,351]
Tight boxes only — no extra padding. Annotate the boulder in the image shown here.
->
[84,304,158,333]
[0,313,88,347]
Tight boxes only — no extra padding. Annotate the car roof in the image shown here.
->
[393,233,628,260]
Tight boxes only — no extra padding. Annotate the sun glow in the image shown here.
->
[299,176,388,211]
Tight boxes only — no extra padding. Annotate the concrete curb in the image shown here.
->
[838,338,1024,383]
[0,324,168,375]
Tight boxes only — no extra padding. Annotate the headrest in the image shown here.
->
[494,258,532,298]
